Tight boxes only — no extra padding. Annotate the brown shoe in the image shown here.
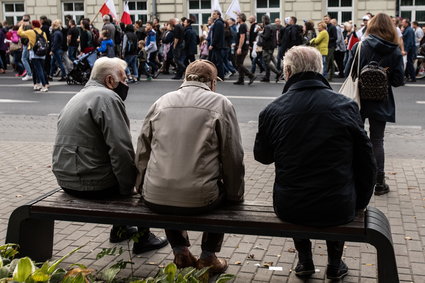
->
[173,250,197,269]
[196,255,228,274]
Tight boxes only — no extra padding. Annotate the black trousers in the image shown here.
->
[236,49,254,81]
[144,194,224,252]
[293,238,344,265]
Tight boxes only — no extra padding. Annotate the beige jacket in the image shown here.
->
[135,81,245,208]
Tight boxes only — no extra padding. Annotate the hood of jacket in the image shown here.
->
[365,34,399,55]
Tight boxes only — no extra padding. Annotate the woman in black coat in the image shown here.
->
[345,13,404,195]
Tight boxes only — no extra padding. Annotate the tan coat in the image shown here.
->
[135,81,245,208]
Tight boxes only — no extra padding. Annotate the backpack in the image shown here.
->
[358,61,389,101]
[33,30,48,56]
[126,34,137,54]
[114,25,122,45]
[91,27,100,47]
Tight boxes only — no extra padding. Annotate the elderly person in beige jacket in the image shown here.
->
[135,59,245,274]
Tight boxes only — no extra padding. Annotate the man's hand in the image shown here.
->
[237,47,242,55]
[209,45,213,51]
[402,50,407,56]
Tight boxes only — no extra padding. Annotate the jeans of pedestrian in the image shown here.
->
[276,45,284,71]
[144,194,224,252]
[0,54,4,69]
[211,48,225,79]
[236,49,254,81]
[31,58,47,86]
[364,118,386,174]
[68,46,78,62]
[293,238,344,266]
[334,50,346,77]
[21,47,32,76]
[322,55,328,78]
[222,48,236,74]
[0,50,6,70]
[173,46,186,78]
[125,55,139,78]
[12,50,24,74]
[326,47,335,79]
[405,49,416,81]
[50,49,67,77]
[251,52,265,73]
[263,49,279,79]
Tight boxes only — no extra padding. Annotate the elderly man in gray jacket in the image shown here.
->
[52,57,167,254]
[135,60,245,274]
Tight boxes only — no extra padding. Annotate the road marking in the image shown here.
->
[0,82,68,87]
[0,99,38,103]
[227,95,277,100]
[46,91,77,94]
[48,113,60,116]
[417,101,425,104]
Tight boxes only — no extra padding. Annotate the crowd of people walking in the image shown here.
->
[0,11,424,91]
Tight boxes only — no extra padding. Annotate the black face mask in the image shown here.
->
[113,82,129,101]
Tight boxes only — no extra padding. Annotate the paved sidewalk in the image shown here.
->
[1,115,424,282]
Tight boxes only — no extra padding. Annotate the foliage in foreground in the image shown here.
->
[0,244,234,283]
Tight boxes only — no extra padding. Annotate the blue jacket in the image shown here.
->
[98,38,114,52]
[345,35,404,123]
[254,71,376,226]
[403,25,416,53]
[51,29,63,52]
[210,18,225,49]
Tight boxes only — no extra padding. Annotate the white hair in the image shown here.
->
[90,57,127,84]
[284,46,323,76]
[102,15,111,22]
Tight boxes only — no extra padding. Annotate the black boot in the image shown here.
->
[374,172,390,195]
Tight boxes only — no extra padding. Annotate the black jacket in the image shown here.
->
[254,72,376,227]
[50,29,63,52]
[327,23,337,49]
[281,24,303,54]
[184,26,198,55]
[249,22,258,48]
[344,35,404,122]
[261,24,276,50]
[211,18,225,49]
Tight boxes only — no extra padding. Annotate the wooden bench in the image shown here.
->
[6,188,398,282]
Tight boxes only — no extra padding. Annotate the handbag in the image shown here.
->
[339,42,361,108]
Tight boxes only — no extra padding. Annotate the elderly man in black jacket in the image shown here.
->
[254,46,376,280]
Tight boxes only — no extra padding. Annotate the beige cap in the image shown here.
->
[184,60,223,82]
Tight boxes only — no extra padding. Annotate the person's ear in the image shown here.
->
[104,75,116,89]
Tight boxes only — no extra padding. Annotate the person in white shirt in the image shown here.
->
[412,21,424,49]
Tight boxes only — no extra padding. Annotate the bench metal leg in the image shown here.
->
[6,205,54,262]
[366,207,399,283]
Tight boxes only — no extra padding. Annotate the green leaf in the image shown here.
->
[47,246,83,274]
[12,257,35,282]
[62,272,86,283]
[99,267,121,283]
[164,262,177,281]
[215,274,235,283]
[0,267,10,279]
[68,263,88,270]
[0,256,3,268]
[31,269,50,282]
[49,269,66,283]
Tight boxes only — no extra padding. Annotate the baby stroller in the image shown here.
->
[67,50,98,85]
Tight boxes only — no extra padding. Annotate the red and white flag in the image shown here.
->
[99,0,117,20]
[121,1,132,25]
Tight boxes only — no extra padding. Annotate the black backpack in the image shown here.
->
[126,33,137,54]
[33,30,48,56]
[359,61,389,101]
[114,25,122,45]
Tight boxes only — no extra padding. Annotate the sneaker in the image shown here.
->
[224,72,232,79]
[22,75,33,81]
[147,76,152,81]
[48,76,53,81]
[33,84,42,91]
[132,232,168,254]
[294,260,315,277]
[326,261,348,280]
[20,70,27,77]
[109,225,138,243]
[196,254,228,274]
[40,87,48,92]
[248,75,257,85]
[374,183,390,195]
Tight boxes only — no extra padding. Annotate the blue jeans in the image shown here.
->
[0,55,3,69]
[211,48,224,79]
[125,55,139,78]
[322,55,328,78]
[250,53,265,73]
[50,49,67,77]
[222,48,236,73]
[21,47,32,76]
[32,59,47,86]
[68,46,78,62]
[13,50,24,74]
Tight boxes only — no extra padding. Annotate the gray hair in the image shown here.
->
[90,57,127,84]
[102,15,111,23]
[284,46,323,76]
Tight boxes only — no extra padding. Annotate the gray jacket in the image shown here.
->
[135,80,245,207]
[52,80,137,195]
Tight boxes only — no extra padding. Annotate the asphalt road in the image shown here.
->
[1,74,425,126]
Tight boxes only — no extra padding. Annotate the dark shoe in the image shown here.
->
[109,225,138,243]
[275,71,282,83]
[374,173,390,196]
[326,261,348,280]
[171,76,182,80]
[260,77,270,82]
[294,260,315,277]
[58,77,67,82]
[174,249,197,268]
[48,76,53,81]
[196,255,228,274]
[248,75,257,85]
[132,232,168,254]
[233,80,244,85]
